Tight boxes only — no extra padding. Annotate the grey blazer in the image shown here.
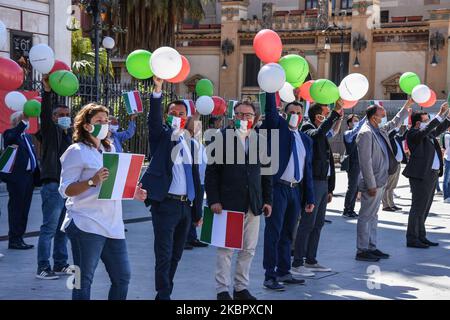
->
[356,107,409,191]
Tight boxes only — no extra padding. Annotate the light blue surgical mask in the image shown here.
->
[57,117,71,130]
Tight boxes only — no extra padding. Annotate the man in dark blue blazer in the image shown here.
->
[262,92,315,291]
[140,77,203,300]
[1,112,39,250]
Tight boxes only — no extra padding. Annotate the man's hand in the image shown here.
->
[153,76,163,93]
[130,114,138,121]
[42,74,51,92]
[404,98,414,110]
[211,203,223,214]
[134,183,147,202]
[334,99,343,112]
[327,193,333,203]
[305,204,315,213]
[368,188,377,197]
[262,204,272,217]
[438,102,448,117]
[195,218,203,227]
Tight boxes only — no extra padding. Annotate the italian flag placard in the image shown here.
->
[98,152,145,200]
[182,99,196,117]
[0,146,18,173]
[200,207,244,250]
[123,90,143,114]
[227,100,238,119]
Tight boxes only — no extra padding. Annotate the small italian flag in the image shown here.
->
[258,92,281,116]
[123,90,143,114]
[370,100,384,107]
[227,100,238,119]
[200,207,244,250]
[0,146,18,174]
[98,152,145,200]
[182,99,196,117]
[167,115,186,129]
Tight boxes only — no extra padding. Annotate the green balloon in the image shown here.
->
[195,79,214,97]
[49,70,79,97]
[399,72,420,95]
[126,50,153,80]
[23,99,41,117]
[278,54,309,88]
[310,79,340,105]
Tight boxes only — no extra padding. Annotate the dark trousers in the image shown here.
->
[293,179,328,267]
[66,220,131,300]
[407,171,439,243]
[344,166,359,214]
[263,183,301,280]
[151,198,192,300]
[7,172,34,243]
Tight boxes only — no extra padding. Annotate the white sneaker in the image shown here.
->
[304,263,332,272]
[290,266,315,277]
[394,193,400,198]
[444,198,450,204]
[436,191,443,196]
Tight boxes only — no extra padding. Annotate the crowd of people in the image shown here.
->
[0,75,450,301]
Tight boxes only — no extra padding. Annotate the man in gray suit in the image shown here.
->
[355,100,413,262]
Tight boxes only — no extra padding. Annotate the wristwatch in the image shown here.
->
[88,179,95,187]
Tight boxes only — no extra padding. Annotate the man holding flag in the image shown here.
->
[108,114,137,153]
[140,77,203,300]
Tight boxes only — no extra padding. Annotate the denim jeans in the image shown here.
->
[37,182,68,270]
[444,160,450,200]
[65,220,131,300]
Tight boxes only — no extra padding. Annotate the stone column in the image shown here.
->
[49,0,72,65]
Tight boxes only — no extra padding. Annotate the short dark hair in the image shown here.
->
[346,114,358,126]
[234,101,256,113]
[411,111,428,127]
[308,103,327,121]
[167,100,188,113]
[285,101,304,113]
[366,105,379,120]
[53,105,70,115]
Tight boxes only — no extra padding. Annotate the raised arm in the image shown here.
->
[3,118,28,146]
[409,102,448,144]
[263,92,280,129]
[116,120,136,143]
[344,116,366,144]
[148,77,164,143]
[382,99,413,133]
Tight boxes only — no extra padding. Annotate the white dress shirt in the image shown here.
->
[444,133,450,161]
[431,115,444,170]
[280,130,306,183]
[59,142,125,239]
[394,139,403,163]
[168,135,192,195]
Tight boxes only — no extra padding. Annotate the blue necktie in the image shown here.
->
[179,139,196,202]
[22,134,36,172]
[291,132,300,182]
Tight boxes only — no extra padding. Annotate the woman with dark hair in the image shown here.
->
[59,103,146,300]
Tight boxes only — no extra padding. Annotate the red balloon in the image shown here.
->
[253,29,282,64]
[167,55,190,83]
[0,57,24,91]
[341,99,358,109]
[211,96,227,116]
[298,80,315,102]
[419,89,436,108]
[50,60,71,74]
[32,96,42,103]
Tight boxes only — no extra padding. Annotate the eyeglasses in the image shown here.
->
[235,112,255,119]
[288,112,302,116]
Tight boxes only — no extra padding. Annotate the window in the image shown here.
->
[340,0,353,9]
[390,93,407,100]
[305,0,318,9]
[330,52,349,85]
[243,54,260,87]
[381,10,389,23]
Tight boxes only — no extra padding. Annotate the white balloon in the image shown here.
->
[29,43,55,74]
[412,84,431,104]
[195,96,214,115]
[0,20,6,50]
[279,82,296,103]
[257,63,286,93]
[5,91,27,111]
[338,73,369,101]
[150,46,182,79]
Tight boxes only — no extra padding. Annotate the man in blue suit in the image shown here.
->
[2,112,39,250]
[140,77,203,300]
[262,93,315,291]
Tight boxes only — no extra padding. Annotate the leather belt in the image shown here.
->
[166,194,190,202]
[278,179,300,188]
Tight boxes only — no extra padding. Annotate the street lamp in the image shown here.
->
[429,31,445,67]
[352,33,367,68]
[102,36,115,108]
[221,38,234,71]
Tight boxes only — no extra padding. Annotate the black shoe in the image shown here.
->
[277,274,305,285]
[189,239,209,248]
[343,211,358,218]
[420,239,439,246]
[8,242,34,250]
[36,267,59,280]
[217,291,233,300]
[355,251,380,262]
[407,241,429,248]
[184,243,194,250]
[263,278,286,291]
[233,289,257,300]
[382,207,396,212]
[370,249,390,259]
[392,206,402,211]
[53,264,73,276]
[324,219,332,224]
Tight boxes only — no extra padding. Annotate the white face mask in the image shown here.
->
[89,123,109,140]
[110,125,119,133]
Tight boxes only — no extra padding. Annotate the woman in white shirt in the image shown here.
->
[59,103,146,300]
[443,128,450,202]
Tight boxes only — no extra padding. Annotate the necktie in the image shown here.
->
[291,132,300,182]
[179,139,196,202]
[22,134,36,172]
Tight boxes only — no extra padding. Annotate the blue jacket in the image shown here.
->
[263,92,315,205]
[111,121,136,153]
[139,94,203,222]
